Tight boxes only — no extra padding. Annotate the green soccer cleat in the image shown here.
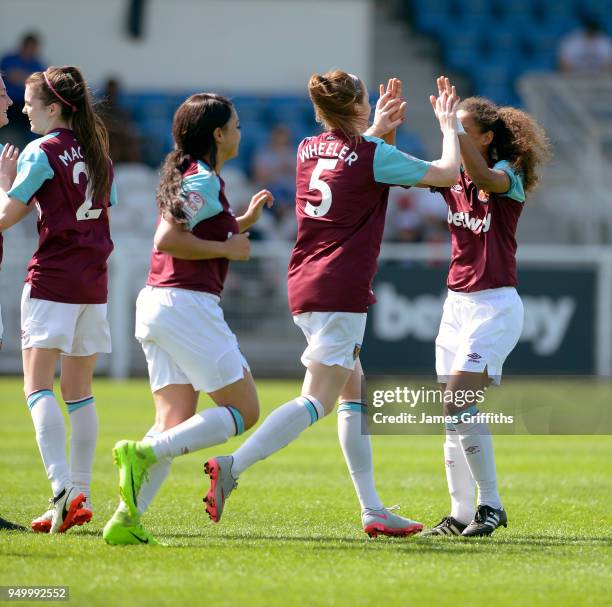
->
[102,507,163,546]
[112,440,157,519]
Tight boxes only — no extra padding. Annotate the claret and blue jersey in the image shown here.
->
[147,159,239,296]
[7,128,116,304]
[289,130,430,315]
[433,160,526,293]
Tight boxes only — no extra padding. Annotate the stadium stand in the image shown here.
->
[403,0,612,106]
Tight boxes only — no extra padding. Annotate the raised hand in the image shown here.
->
[429,75,460,133]
[370,84,406,138]
[379,78,405,126]
[0,143,19,192]
[246,189,274,224]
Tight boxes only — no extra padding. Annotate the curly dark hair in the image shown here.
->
[157,93,233,222]
[459,97,552,194]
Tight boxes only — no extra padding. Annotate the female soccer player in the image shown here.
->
[0,73,28,534]
[0,66,115,534]
[194,71,463,537]
[421,78,551,537]
[104,93,274,545]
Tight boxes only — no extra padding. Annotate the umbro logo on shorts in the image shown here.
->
[464,445,481,455]
[467,352,482,361]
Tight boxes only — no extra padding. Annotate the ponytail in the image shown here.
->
[27,66,111,203]
[156,150,191,222]
[155,93,233,222]
[308,70,364,141]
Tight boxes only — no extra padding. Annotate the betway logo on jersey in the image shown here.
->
[448,209,491,234]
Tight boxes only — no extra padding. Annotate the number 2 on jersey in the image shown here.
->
[73,161,102,221]
[305,158,338,218]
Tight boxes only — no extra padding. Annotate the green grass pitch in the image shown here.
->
[0,377,610,606]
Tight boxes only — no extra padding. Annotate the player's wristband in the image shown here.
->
[456,118,466,135]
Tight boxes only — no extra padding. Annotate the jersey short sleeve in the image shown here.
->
[7,139,55,204]
[364,135,430,186]
[493,160,525,203]
[109,178,118,206]
[181,166,224,231]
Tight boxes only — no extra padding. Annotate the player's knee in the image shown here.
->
[60,378,91,402]
[236,400,260,432]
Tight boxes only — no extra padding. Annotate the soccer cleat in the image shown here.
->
[49,486,87,534]
[203,456,237,523]
[462,504,508,537]
[420,515,468,537]
[31,499,54,533]
[112,440,157,519]
[361,505,423,538]
[102,507,163,546]
[0,516,27,532]
[32,498,93,534]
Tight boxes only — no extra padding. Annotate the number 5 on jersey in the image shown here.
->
[74,161,102,221]
[305,158,338,218]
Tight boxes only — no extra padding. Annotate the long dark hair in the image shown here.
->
[308,69,365,142]
[27,66,111,203]
[459,97,552,194]
[156,93,233,222]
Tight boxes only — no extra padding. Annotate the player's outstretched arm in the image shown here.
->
[0,144,31,231]
[154,216,250,261]
[236,189,274,232]
[418,77,461,187]
[435,76,511,194]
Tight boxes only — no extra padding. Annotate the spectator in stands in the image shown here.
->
[100,76,141,164]
[252,124,296,224]
[386,187,449,244]
[558,17,612,74]
[0,32,46,146]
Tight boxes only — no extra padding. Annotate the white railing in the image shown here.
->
[519,73,612,244]
[1,236,611,377]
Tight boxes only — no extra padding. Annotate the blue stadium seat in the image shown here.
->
[445,46,481,72]
[410,0,454,15]
[537,0,577,18]
[395,131,427,161]
[543,15,581,36]
[414,11,454,37]
[265,98,312,127]
[232,96,269,123]
[455,0,492,17]
[493,0,535,18]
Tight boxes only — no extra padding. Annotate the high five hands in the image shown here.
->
[430,76,461,133]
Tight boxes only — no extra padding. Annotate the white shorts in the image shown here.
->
[20,283,111,356]
[135,286,250,393]
[293,311,367,371]
[435,287,524,385]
